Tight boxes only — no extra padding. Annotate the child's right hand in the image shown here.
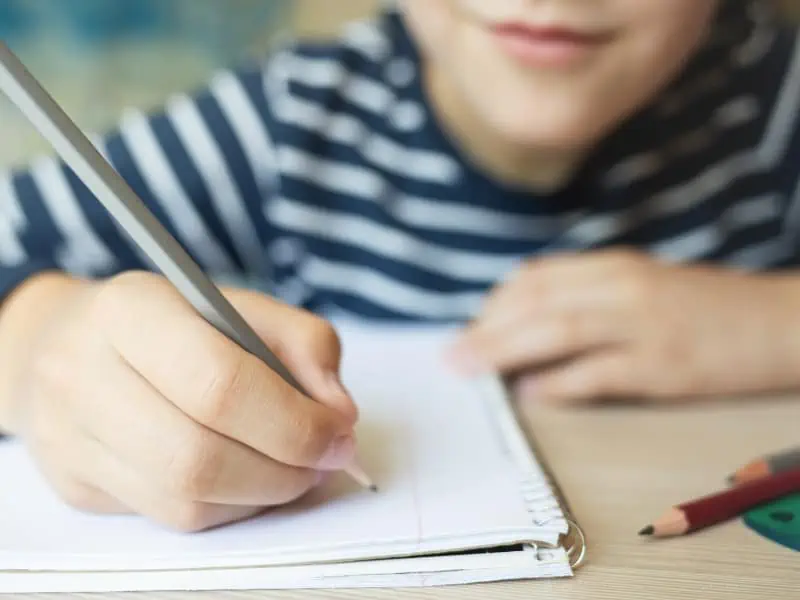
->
[0,271,358,532]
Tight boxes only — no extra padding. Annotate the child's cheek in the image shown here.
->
[400,0,459,52]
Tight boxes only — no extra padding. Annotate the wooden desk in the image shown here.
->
[5,396,799,600]
[522,396,800,600]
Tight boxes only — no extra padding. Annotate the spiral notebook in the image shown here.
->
[0,322,585,594]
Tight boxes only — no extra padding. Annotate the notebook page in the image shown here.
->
[0,324,567,572]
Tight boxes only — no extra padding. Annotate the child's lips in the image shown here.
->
[491,22,611,68]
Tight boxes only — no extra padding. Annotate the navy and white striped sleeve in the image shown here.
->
[0,60,278,305]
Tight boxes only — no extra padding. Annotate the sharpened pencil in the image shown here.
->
[640,468,800,538]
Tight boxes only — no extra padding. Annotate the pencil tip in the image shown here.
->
[726,474,736,485]
[345,461,376,491]
[638,525,654,536]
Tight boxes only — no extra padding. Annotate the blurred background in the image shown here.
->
[0,0,797,170]
[0,0,379,169]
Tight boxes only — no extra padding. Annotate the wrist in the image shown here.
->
[0,272,90,435]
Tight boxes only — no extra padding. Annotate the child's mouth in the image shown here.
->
[491,22,611,68]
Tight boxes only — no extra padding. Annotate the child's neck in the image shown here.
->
[424,65,586,194]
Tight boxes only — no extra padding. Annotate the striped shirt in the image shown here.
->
[2,4,800,323]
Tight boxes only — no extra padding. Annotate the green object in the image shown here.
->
[743,493,800,552]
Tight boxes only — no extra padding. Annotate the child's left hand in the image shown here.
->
[448,249,800,405]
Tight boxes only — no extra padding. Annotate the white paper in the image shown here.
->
[0,546,572,594]
[0,323,570,591]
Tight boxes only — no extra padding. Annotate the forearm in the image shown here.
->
[0,272,88,435]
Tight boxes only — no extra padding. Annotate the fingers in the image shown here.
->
[97,275,355,471]
[30,454,131,515]
[225,288,357,424]
[480,250,644,322]
[70,433,265,533]
[452,250,651,376]
[67,350,322,507]
[450,309,628,375]
[513,350,635,406]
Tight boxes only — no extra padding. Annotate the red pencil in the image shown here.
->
[639,468,800,538]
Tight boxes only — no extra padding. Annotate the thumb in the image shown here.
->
[221,287,358,425]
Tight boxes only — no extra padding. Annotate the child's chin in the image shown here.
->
[491,113,610,152]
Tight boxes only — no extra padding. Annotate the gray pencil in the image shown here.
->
[0,39,374,491]
[728,447,800,485]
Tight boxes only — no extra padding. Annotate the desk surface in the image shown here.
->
[6,396,799,600]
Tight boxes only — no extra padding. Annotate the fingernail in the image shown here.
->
[318,435,356,470]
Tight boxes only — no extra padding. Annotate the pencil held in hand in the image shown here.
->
[0,39,378,497]
[640,468,800,538]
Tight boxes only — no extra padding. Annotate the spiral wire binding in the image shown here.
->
[510,401,587,569]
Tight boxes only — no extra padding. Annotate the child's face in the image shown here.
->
[402,0,721,152]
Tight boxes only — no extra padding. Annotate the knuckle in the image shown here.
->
[166,430,224,499]
[290,414,338,466]
[108,270,160,291]
[57,478,101,513]
[317,319,341,351]
[271,469,318,505]
[606,247,640,264]
[90,272,150,325]
[193,345,249,426]
[301,315,341,354]
[607,248,645,274]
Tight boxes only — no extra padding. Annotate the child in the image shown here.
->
[0,0,799,530]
